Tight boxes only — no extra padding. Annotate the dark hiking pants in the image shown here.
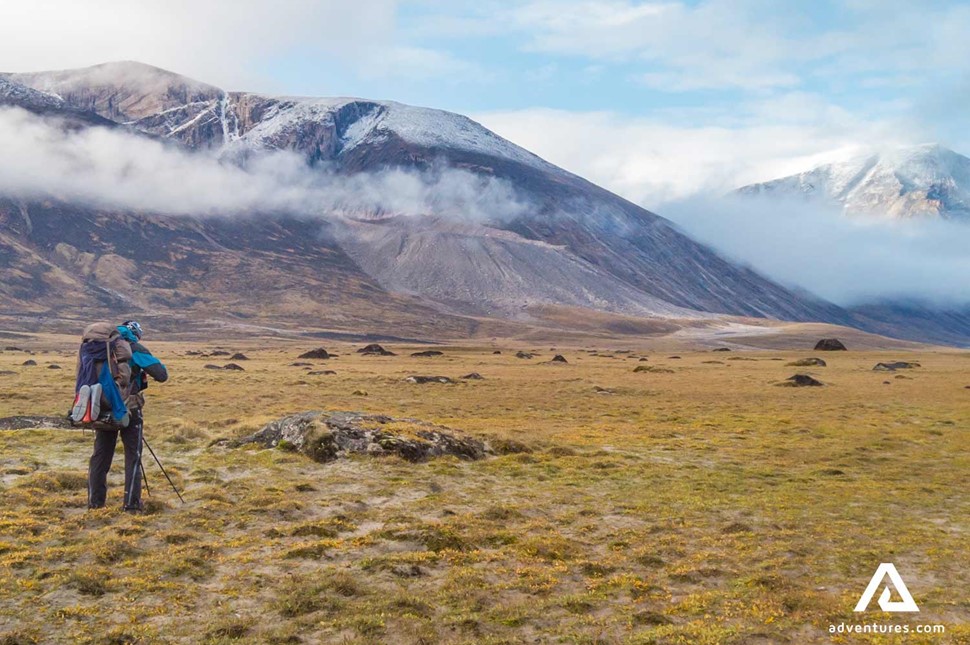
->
[87,409,144,510]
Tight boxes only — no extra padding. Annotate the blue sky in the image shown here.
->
[2,0,969,205]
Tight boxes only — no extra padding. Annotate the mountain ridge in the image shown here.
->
[0,61,939,343]
[736,143,970,220]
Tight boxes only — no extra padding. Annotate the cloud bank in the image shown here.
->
[664,196,970,306]
[0,107,528,222]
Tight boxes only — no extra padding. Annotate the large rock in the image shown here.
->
[405,375,454,384]
[787,357,827,367]
[298,348,331,359]
[814,339,847,351]
[358,344,396,356]
[0,415,74,430]
[233,411,489,463]
[778,374,824,387]
[873,361,920,371]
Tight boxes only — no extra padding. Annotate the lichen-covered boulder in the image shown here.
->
[233,411,489,463]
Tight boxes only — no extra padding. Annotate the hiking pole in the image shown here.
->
[142,436,185,504]
[140,458,151,497]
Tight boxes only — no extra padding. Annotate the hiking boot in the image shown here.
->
[72,385,91,423]
[123,504,144,514]
[89,383,102,421]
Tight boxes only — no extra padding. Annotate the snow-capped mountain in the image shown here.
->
[737,144,970,220]
[0,61,905,339]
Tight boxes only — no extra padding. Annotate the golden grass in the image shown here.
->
[0,339,967,643]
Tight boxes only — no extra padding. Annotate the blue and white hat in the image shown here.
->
[122,320,143,340]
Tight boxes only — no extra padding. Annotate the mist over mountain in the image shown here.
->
[1,61,964,344]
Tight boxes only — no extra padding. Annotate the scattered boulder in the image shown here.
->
[634,365,674,374]
[492,350,502,355]
[307,370,336,376]
[352,390,368,396]
[712,347,732,352]
[405,375,454,384]
[873,361,920,371]
[461,373,484,380]
[0,415,74,430]
[47,364,62,370]
[787,358,827,367]
[668,356,682,359]
[4,346,22,351]
[231,411,489,463]
[298,348,331,360]
[223,363,245,371]
[230,353,250,361]
[185,350,204,356]
[204,364,222,370]
[550,355,568,364]
[592,386,614,395]
[883,381,891,385]
[358,344,395,356]
[22,360,37,366]
[209,350,232,357]
[291,362,313,367]
[778,374,824,387]
[515,351,534,359]
[411,350,444,357]
[814,339,847,351]
[638,357,648,362]
[701,360,724,364]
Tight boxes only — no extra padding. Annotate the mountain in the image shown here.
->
[0,62,863,339]
[736,143,970,220]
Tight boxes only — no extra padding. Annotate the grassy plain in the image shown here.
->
[0,335,967,644]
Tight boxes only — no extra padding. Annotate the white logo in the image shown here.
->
[854,563,919,613]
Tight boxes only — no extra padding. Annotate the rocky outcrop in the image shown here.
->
[411,350,444,357]
[778,374,824,387]
[787,357,827,367]
[358,344,396,356]
[232,411,489,463]
[814,339,847,351]
[0,415,73,430]
[873,361,920,371]
[405,375,454,384]
[298,348,331,359]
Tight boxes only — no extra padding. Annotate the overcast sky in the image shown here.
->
[2,0,968,208]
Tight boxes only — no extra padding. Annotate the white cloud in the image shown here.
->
[0,0,444,90]
[665,196,970,306]
[505,0,970,94]
[474,100,906,207]
[0,106,528,222]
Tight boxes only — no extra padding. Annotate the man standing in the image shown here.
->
[87,320,168,513]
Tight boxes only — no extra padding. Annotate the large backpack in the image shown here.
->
[69,323,131,429]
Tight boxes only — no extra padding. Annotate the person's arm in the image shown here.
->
[130,341,168,383]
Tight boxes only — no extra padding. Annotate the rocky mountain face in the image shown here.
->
[736,144,970,220]
[0,61,899,339]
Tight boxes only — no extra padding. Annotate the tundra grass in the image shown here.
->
[0,340,967,643]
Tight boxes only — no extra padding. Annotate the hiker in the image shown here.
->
[85,321,168,512]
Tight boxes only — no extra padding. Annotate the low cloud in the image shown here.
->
[0,106,528,222]
[664,195,970,306]
[475,106,904,207]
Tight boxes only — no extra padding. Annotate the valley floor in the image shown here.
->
[0,337,967,644]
